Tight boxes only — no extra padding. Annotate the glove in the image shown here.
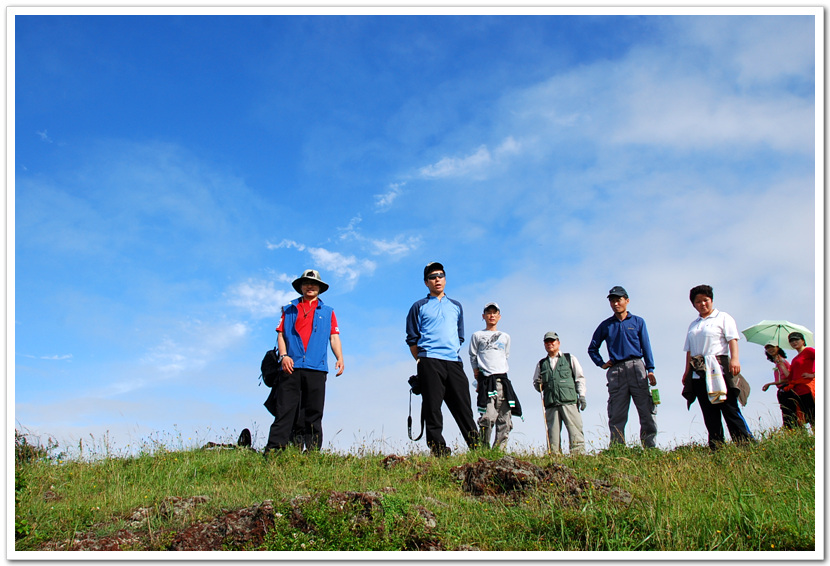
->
[578,396,587,411]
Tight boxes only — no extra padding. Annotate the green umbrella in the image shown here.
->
[741,320,814,350]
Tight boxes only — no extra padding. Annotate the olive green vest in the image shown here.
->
[539,354,578,408]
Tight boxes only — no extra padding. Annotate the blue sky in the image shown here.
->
[12,11,820,457]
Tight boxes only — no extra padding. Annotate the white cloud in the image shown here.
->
[41,354,73,361]
[367,235,421,257]
[266,239,306,251]
[418,136,522,180]
[419,145,491,179]
[36,130,53,143]
[140,321,249,376]
[307,247,376,289]
[374,183,405,211]
[228,279,295,319]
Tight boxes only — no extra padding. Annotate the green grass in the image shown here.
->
[14,428,815,552]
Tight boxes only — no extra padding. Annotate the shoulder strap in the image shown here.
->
[408,390,425,441]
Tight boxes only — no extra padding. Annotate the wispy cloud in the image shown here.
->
[338,215,420,258]
[419,145,491,179]
[41,354,73,361]
[268,237,378,289]
[267,239,306,251]
[36,130,53,143]
[307,247,376,289]
[418,136,521,180]
[228,279,295,319]
[140,321,248,376]
[374,182,405,212]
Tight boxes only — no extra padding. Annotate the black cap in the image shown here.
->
[424,261,445,280]
[607,285,628,299]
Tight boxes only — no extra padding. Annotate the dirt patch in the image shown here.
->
[168,500,276,551]
[450,456,632,506]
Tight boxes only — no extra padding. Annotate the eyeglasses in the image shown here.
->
[427,273,445,281]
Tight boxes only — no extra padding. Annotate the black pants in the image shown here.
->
[794,392,815,428]
[266,368,327,451]
[691,377,754,450]
[777,388,801,429]
[418,357,479,454]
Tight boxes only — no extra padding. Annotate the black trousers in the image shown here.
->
[794,392,816,428]
[266,368,326,451]
[777,388,801,429]
[691,377,754,450]
[418,357,479,454]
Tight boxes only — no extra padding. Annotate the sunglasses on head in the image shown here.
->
[427,272,445,281]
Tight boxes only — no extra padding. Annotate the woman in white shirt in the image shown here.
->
[681,284,755,451]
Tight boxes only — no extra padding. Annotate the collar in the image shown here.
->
[293,297,322,308]
[696,308,719,321]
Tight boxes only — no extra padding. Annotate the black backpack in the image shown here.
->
[260,348,282,388]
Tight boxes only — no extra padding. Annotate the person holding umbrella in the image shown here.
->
[681,284,755,450]
[741,321,815,430]
[760,343,799,429]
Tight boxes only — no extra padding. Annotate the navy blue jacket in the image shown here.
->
[588,313,655,371]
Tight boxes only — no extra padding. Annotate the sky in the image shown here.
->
[11,10,821,459]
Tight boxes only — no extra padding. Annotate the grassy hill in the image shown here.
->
[14,428,815,552]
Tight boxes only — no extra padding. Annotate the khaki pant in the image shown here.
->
[544,403,585,454]
[478,379,513,449]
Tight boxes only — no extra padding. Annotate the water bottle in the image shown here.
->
[651,388,661,405]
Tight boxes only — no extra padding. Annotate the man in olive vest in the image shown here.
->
[532,331,587,455]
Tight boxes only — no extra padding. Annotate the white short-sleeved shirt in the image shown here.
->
[683,309,739,357]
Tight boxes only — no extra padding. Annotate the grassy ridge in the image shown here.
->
[15,428,815,552]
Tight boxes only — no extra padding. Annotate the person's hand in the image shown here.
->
[335,358,344,376]
[281,355,294,375]
[762,384,770,392]
[729,359,741,376]
[647,372,657,386]
[578,396,587,411]
[602,360,614,370]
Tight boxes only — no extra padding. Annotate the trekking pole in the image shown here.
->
[540,388,552,456]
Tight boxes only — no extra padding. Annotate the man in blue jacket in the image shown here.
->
[265,269,344,453]
[588,286,658,448]
[406,262,479,457]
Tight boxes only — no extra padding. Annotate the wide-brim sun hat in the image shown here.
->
[292,269,329,294]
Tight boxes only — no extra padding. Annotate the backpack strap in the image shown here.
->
[408,389,425,441]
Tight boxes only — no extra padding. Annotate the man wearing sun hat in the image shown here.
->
[265,269,344,454]
[406,262,480,456]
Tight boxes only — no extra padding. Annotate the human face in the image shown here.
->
[609,295,630,315]
[692,294,714,318]
[544,339,560,356]
[788,336,805,349]
[301,282,320,301]
[482,308,500,327]
[424,271,446,296]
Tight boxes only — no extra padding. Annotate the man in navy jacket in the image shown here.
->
[588,286,658,448]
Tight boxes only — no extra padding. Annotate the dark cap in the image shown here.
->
[607,285,628,299]
[424,261,445,280]
[788,331,806,342]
